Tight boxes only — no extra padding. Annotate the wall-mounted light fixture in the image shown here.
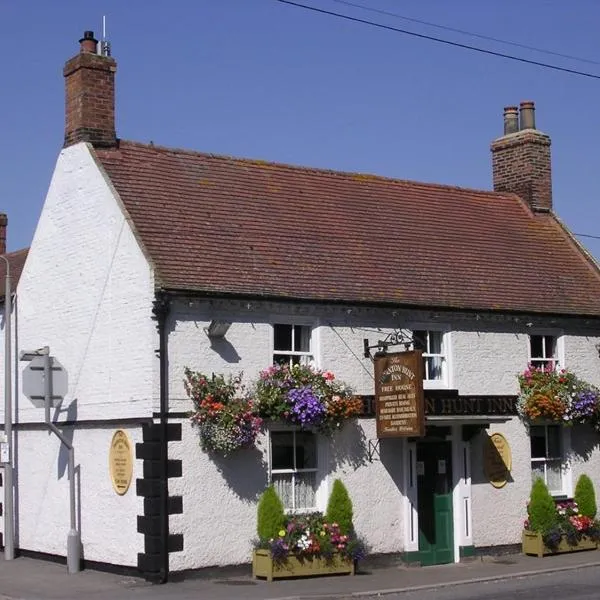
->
[205,320,232,338]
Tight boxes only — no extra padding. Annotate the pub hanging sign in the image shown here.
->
[375,351,425,438]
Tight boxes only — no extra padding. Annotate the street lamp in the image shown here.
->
[0,254,14,560]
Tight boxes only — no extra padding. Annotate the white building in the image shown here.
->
[2,31,600,581]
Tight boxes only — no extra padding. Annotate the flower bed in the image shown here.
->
[517,365,600,427]
[253,513,365,581]
[523,492,600,556]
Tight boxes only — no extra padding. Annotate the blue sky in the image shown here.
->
[2,0,600,259]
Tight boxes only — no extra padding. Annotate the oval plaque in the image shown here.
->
[483,432,512,488]
[109,430,133,495]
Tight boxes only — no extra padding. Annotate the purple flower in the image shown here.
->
[572,391,598,419]
[287,386,326,427]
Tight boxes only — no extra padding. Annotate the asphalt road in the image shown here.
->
[373,567,600,600]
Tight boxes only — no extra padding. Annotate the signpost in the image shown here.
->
[21,347,80,574]
[22,356,68,408]
[375,351,425,438]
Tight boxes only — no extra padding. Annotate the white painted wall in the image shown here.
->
[0,142,156,564]
[13,142,156,423]
[167,298,600,569]
[13,425,143,565]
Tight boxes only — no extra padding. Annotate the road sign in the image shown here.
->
[22,356,68,408]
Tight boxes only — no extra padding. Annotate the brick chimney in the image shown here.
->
[0,214,6,255]
[63,31,117,148]
[490,101,552,212]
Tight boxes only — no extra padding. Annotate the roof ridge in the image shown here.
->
[112,139,513,200]
[2,248,29,258]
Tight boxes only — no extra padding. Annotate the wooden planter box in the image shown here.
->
[522,530,598,557]
[252,549,355,581]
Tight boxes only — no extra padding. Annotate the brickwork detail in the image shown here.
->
[491,130,552,212]
[63,52,117,148]
[136,422,183,582]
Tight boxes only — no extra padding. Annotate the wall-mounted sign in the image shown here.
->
[109,430,134,495]
[375,351,425,438]
[483,432,512,488]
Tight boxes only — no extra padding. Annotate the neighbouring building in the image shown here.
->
[2,31,600,582]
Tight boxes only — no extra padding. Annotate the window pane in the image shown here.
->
[273,474,293,510]
[546,426,561,459]
[273,354,290,366]
[295,432,317,469]
[530,335,543,358]
[532,465,545,485]
[295,472,316,510]
[271,432,294,469]
[274,324,292,351]
[426,356,443,380]
[544,335,556,359]
[546,460,562,492]
[429,331,443,354]
[294,325,311,352]
[530,426,547,459]
[413,330,426,352]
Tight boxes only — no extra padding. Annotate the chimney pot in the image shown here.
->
[519,101,536,130]
[503,106,519,135]
[491,101,552,212]
[79,30,98,54]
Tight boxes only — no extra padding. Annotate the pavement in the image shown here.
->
[1,550,600,600]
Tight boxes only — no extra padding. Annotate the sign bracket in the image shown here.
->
[363,329,426,361]
[367,439,381,463]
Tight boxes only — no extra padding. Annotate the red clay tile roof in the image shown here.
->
[95,141,600,317]
[0,249,28,301]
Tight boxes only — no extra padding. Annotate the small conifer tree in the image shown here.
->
[574,474,597,519]
[528,478,557,533]
[325,479,354,535]
[257,485,285,542]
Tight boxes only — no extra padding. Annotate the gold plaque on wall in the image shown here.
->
[109,430,134,495]
[483,432,512,488]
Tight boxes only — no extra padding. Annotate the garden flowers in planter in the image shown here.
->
[184,368,262,455]
[522,475,600,556]
[516,364,600,427]
[253,364,363,434]
[253,480,367,581]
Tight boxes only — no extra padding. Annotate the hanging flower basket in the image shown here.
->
[252,364,363,434]
[517,365,600,427]
[184,369,262,456]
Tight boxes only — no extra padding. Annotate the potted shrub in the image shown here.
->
[522,477,600,556]
[574,474,597,519]
[252,480,366,581]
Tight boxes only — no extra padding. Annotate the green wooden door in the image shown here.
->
[416,441,454,566]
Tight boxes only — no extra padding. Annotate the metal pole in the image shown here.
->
[1,255,14,560]
[43,353,80,574]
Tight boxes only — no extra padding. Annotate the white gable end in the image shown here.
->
[15,142,156,423]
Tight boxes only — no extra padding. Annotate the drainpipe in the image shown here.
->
[152,291,170,584]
